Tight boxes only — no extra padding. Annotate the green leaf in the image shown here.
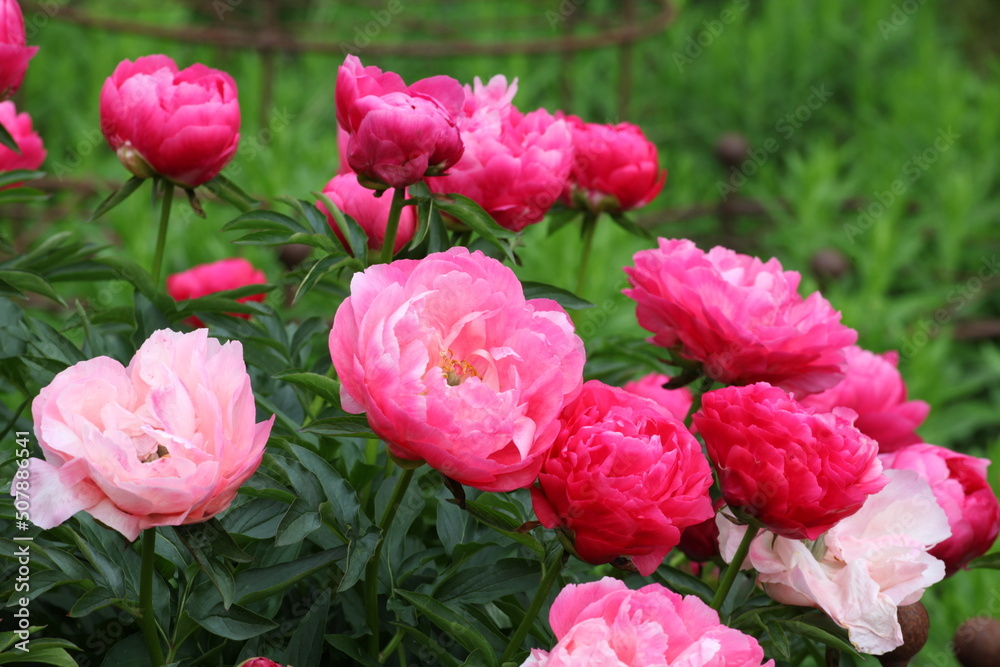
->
[68,586,118,618]
[393,625,462,667]
[95,256,158,300]
[325,634,383,667]
[968,551,1000,569]
[521,281,594,310]
[652,564,715,603]
[781,615,863,658]
[300,415,376,438]
[461,499,544,557]
[234,546,347,605]
[0,270,66,306]
[395,590,499,667]
[98,634,151,667]
[0,187,47,206]
[90,177,147,222]
[221,210,308,235]
[275,498,322,546]
[434,559,541,605]
[0,646,78,667]
[338,527,380,592]
[0,122,18,153]
[609,211,652,239]
[192,602,278,640]
[274,371,342,410]
[545,206,583,236]
[317,191,369,260]
[435,194,516,262]
[205,172,260,212]
[766,621,791,661]
[283,589,331,667]
[293,254,357,303]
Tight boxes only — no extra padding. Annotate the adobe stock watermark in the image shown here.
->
[877,0,929,39]
[10,431,33,652]
[842,126,958,244]
[338,0,412,55]
[546,0,588,28]
[672,0,749,72]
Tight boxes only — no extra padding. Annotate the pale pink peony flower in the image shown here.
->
[20,329,274,541]
[318,172,416,255]
[531,380,714,575]
[0,0,37,99]
[167,257,267,328]
[521,577,774,666]
[694,382,887,540]
[100,55,240,187]
[329,247,585,492]
[625,238,857,396]
[718,470,950,655]
[0,100,44,175]
[621,372,693,421]
[880,443,1000,575]
[427,75,574,232]
[799,346,929,452]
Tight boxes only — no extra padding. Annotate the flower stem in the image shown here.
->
[499,548,565,664]
[710,524,760,612]
[151,180,174,286]
[575,211,599,296]
[380,186,408,264]
[139,528,165,666]
[366,467,415,656]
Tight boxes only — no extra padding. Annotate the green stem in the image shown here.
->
[380,186,408,264]
[710,524,760,612]
[151,181,174,286]
[366,467,416,657]
[499,548,565,664]
[575,211,599,295]
[139,529,165,666]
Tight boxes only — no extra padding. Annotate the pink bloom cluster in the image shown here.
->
[167,258,268,328]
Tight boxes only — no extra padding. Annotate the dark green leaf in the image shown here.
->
[338,527,380,592]
[221,210,308,235]
[435,194,516,262]
[521,281,594,310]
[235,546,347,605]
[609,211,653,239]
[68,586,118,618]
[394,625,462,667]
[300,415,375,438]
[275,371,342,410]
[283,589,331,667]
[0,270,66,306]
[275,498,322,546]
[434,559,541,605]
[782,614,863,658]
[193,602,278,640]
[968,552,1000,569]
[90,177,147,222]
[325,634,383,667]
[394,590,499,667]
[0,123,18,153]
[652,564,715,603]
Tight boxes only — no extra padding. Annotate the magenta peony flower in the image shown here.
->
[718,470,950,655]
[0,100,44,174]
[167,258,267,328]
[625,238,857,396]
[20,329,274,541]
[560,115,665,214]
[531,380,713,575]
[522,577,774,666]
[427,75,574,232]
[329,247,584,492]
[880,443,1000,575]
[318,172,416,255]
[237,659,283,667]
[336,123,351,175]
[0,0,37,100]
[621,372,693,421]
[694,382,887,540]
[336,55,464,189]
[100,55,240,187]
[800,346,929,452]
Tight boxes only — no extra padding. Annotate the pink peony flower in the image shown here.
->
[427,75,574,232]
[531,380,714,575]
[336,55,464,189]
[100,55,240,187]
[336,123,351,174]
[237,660,283,667]
[0,0,37,100]
[166,258,267,328]
[329,247,585,492]
[521,577,774,666]
[625,238,857,396]
[694,382,887,540]
[799,346,929,452]
[0,100,44,174]
[19,329,274,541]
[318,172,416,255]
[718,470,950,655]
[560,116,665,214]
[880,443,1000,575]
[621,372,693,421]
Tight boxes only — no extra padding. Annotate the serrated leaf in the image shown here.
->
[300,415,376,438]
[90,176,146,222]
[521,281,594,310]
[394,590,499,667]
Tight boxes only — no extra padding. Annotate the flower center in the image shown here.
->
[440,349,478,386]
[141,443,171,463]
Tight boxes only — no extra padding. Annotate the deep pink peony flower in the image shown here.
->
[0,100,44,174]
[237,659,283,667]
[531,380,714,575]
[100,55,240,187]
[166,258,267,328]
[560,115,665,214]
[677,498,724,563]
[336,55,464,189]
[521,577,774,667]
[621,372,693,421]
[336,123,352,174]
[19,329,274,541]
[880,443,1000,575]
[318,172,416,255]
[330,248,584,492]
[625,238,857,396]
[694,382,887,540]
[0,0,37,100]
[800,346,929,452]
[427,75,574,232]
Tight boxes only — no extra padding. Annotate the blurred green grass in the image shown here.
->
[7,1,1000,664]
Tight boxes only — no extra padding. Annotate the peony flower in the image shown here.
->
[100,54,240,187]
[167,258,267,328]
[799,346,929,452]
[329,247,584,492]
[880,443,1000,575]
[336,55,464,189]
[531,380,714,575]
[561,116,665,214]
[677,499,724,563]
[718,470,950,655]
[625,238,857,396]
[694,382,887,540]
[521,577,774,666]
[427,75,574,232]
[20,329,274,541]
[621,372,693,421]
[0,0,37,100]
[237,660,283,667]
[0,100,44,174]
[318,172,416,255]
